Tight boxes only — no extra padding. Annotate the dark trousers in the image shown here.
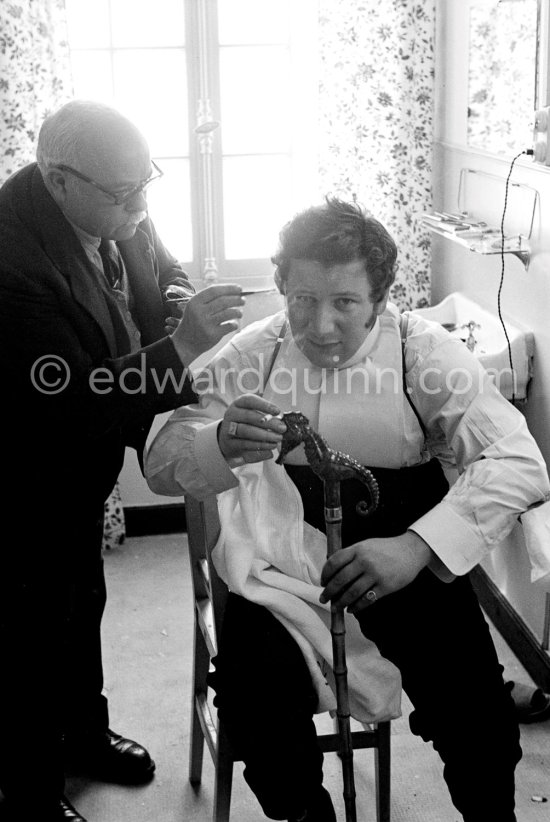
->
[0,505,109,803]
[210,461,521,821]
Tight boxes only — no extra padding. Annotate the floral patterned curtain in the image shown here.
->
[0,0,72,184]
[317,0,436,310]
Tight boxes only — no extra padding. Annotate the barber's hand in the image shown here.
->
[319,532,433,613]
[218,394,287,468]
[171,284,245,364]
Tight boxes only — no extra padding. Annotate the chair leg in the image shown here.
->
[189,696,205,785]
[374,721,391,822]
[213,722,234,822]
[189,623,210,785]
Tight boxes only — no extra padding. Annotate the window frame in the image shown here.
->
[66,0,319,288]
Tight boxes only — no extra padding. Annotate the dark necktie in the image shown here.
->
[98,239,122,289]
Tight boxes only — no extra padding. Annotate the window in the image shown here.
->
[467,0,539,155]
[65,0,319,287]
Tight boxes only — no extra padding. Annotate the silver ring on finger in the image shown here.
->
[365,589,378,603]
[228,421,239,437]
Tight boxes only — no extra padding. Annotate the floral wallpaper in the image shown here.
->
[317,0,436,310]
[0,0,72,184]
[103,482,126,551]
[468,0,537,156]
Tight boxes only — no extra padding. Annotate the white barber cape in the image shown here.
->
[212,457,402,725]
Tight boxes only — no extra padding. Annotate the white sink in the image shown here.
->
[414,292,534,400]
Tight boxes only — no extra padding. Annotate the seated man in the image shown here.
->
[146,198,550,822]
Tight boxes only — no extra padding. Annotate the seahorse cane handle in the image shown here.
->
[276,411,379,514]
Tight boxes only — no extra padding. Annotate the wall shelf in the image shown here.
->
[422,168,539,270]
[423,223,531,267]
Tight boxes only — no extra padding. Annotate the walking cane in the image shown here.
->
[277,412,379,822]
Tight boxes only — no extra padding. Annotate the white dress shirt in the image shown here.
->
[146,303,550,580]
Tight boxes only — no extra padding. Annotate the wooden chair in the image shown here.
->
[185,493,391,822]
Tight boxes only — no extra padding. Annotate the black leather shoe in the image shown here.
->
[2,794,87,821]
[287,786,337,822]
[64,728,155,785]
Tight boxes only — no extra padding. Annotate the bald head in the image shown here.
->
[37,100,152,241]
[37,100,149,178]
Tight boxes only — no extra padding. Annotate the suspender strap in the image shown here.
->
[400,312,427,438]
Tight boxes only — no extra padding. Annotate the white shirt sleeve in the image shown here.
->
[145,311,288,500]
[404,327,550,576]
[144,350,244,500]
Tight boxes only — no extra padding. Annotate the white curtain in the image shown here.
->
[317,0,436,310]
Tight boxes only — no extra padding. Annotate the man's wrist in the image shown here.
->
[406,528,454,581]
[404,529,434,569]
[170,333,198,367]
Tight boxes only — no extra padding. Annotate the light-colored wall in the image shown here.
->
[119,288,285,506]
[434,1,550,643]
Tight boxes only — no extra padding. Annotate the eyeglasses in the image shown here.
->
[55,160,163,206]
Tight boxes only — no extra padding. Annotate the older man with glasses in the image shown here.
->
[0,99,244,822]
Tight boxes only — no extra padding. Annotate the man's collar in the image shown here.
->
[337,316,382,369]
[66,217,101,250]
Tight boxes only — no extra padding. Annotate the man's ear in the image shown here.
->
[374,290,390,316]
[274,268,286,295]
[42,168,69,205]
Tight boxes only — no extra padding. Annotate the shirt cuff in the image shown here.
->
[409,500,487,578]
[194,421,239,494]
[520,501,550,583]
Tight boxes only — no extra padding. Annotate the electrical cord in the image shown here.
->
[497,148,533,404]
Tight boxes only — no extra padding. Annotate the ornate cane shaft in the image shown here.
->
[277,411,379,822]
[325,480,357,822]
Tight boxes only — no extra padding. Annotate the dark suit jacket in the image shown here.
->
[0,163,196,565]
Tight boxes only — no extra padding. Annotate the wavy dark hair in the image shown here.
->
[271,197,397,304]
